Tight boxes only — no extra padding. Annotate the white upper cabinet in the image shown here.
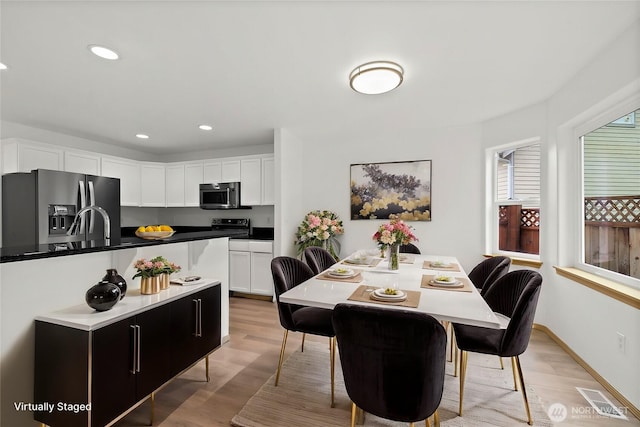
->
[64,150,101,175]
[221,160,241,182]
[261,156,275,205]
[1,139,63,174]
[203,161,222,183]
[184,162,203,206]
[101,157,141,206]
[139,162,166,207]
[240,158,261,206]
[165,164,185,206]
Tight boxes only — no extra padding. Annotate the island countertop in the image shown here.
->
[0,229,248,263]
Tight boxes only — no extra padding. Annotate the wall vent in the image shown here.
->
[576,387,627,419]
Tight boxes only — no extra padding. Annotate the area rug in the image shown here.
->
[231,341,553,427]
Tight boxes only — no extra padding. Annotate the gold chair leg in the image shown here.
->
[150,392,155,426]
[434,410,440,427]
[459,350,468,416]
[410,423,415,427]
[205,355,210,382]
[426,418,430,427]
[514,356,533,425]
[499,356,504,370]
[275,330,289,386]
[350,402,357,427]
[445,322,452,362]
[453,342,458,377]
[330,336,336,407]
[511,356,519,391]
[301,332,306,352]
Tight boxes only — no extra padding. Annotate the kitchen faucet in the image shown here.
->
[67,205,111,241]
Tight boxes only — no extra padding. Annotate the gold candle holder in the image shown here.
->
[140,276,161,295]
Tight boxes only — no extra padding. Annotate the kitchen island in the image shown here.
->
[0,233,233,427]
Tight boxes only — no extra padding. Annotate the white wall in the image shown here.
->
[481,20,640,409]
[276,123,488,274]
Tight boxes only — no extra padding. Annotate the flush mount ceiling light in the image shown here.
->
[349,61,404,95]
[198,124,213,131]
[88,45,119,60]
[135,134,149,139]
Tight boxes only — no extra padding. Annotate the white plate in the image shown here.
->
[430,261,451,268]
[344,257,370,265]
[432,279,463,287]
[373,288,406,299]
[328,268,356,278]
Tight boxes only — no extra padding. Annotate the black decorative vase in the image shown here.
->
[86,281,121,312]
[102,268,127,300]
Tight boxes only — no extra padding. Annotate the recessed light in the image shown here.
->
[0,62,7,70]
[198,124,213,131]
[136,134,149,139]
[349,61,404,95]
[88,45,119,60]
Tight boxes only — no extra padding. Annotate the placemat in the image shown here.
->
[316,271,363,283]
[422,261,461,272]
[347,285,421,308]
[341,258,382,267]
[399,255,415,264]
[421,275,474,292]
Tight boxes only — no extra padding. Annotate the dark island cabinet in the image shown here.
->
[34,282,221,427]
[169,286,221,376]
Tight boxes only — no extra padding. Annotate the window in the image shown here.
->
[488,139,541,257]
[581,108,640,281]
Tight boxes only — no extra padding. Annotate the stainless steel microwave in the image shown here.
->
[199,182,244,209]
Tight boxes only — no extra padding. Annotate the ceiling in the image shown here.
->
[1,1,639,154]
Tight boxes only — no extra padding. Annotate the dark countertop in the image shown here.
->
[0,229,250,263]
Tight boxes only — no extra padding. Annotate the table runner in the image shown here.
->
[421,275,473,292]
[347,285,420,308]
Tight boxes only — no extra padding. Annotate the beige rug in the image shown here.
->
[231,341,553,427]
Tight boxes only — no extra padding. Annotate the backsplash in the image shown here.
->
[122,205,274,228]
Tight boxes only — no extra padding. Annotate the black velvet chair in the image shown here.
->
[333,304,446,427]
[452,270,543,425]
[303,246,337,275]
[467,256,511,296]
[399,243,421,254]
[270,256,336,406]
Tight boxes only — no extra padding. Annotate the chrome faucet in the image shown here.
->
[67,205,111,241]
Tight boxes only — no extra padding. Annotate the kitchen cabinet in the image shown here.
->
[240,158,262,206]
[1,138,63,174]
[222,160,241,182]
[33,282,221,427]
[64,150,101,175]
[184,162,204,206]
[101,157,141,206]
[140,162,166,206]
[261,156,275,205]
[229,240,274,296]
[203,160,222,183]
[165,164,185,206]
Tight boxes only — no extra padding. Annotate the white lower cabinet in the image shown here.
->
[229,240,274,296]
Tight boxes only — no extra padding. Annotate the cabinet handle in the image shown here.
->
[193,299,199,336]
[135,325,141,373]
[197,299,203,337]
[130,325,137,374]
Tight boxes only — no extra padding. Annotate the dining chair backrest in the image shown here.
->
[399,243,421,254]
[271,256,315,331]
[482,269,543,356]
[467,256,511,295]
[303,246,337,274]
[332,303,447,423]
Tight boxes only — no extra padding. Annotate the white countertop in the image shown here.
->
[35,280,220,331]
[280,254,501,329]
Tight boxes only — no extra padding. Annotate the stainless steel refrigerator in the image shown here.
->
[2,169,121,247]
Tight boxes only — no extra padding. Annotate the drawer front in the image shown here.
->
[229,240,250,251]
[249,241,273,253]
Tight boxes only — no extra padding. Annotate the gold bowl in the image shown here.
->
[135,230,175,240]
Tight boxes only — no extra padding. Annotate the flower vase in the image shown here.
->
[86,280,121,311]
[388,244,400,270]
[140,276,161,295]
[102,268,127,299]
[160,273,171,290]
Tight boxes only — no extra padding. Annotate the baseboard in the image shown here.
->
[533,323,639,420]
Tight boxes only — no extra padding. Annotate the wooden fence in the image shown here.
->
[584,195,640,279]
[499,205,539,255]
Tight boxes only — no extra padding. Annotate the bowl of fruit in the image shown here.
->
[135,225,175,240]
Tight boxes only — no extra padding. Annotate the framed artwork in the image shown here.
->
[350,159,432,221]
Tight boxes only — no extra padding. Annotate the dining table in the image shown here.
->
[280,252,502,329]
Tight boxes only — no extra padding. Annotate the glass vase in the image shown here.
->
[388,244,400,270]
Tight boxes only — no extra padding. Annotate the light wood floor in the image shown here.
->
[115,296,639,427]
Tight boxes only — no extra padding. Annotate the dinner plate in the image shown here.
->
[430,261,452,268]
[431,279,463,288]
[372,288,406,299]
[328,268,356,278]
[344,257,370,265]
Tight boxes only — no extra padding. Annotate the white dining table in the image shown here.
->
[280,253,502,329]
